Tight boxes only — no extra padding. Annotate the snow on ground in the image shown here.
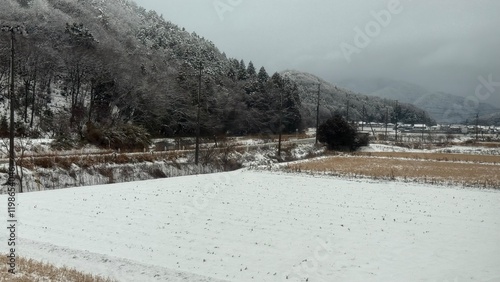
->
[359,144,414,153]
[360,143,500,155]
[433,146,500,155]
[1,171,500,282]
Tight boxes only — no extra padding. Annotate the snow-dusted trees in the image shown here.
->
[0,39,11,103]
[237,60,248,81]
[247,61,256,77]
[230,71,303,135]
[257,66,269,84]
[270,73,302,134]
[1,0,307,145]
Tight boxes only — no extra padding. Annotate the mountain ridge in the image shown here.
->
[0,0,435,145]
[282,70,435,127]
[337,78,500,124]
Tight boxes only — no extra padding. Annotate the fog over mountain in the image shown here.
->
[338,78,499,124]
[135,0,500,108]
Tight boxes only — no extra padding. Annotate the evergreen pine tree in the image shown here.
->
[271,72,283,88]
[257,66,269,84]
[227,67,236,81]
[247,61,256,77]
[238,60,248,80]
[282,78,302,133]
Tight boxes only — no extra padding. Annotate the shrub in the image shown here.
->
[317,115,368,151]
[97,167,114,183]
[216,143,242,171]
[355,132,370,148]
[85,122,151,151]
[51,135,77,150]
[148,167,167,178]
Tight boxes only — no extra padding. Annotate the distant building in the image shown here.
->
[431,125,441,131]
[449,125,466,134]
[400,124,413,131]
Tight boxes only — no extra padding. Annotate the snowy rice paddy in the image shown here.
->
[1,170,500,281]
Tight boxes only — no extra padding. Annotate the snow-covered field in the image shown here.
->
[2,170,500,282]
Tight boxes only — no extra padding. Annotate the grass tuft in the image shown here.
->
[0,255,116,281]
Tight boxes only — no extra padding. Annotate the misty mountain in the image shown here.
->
[338,78,429,104]
[413,92,499,125]
[338,78,500,124]
[478,112,500,126]
[282,70,434,127]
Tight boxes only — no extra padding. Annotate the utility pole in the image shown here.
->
[421,111,425,143]
[362,104,365,132]
[315,83,320,144]
[2,26,19,192]
[394,100,399,143]
[385,107,388,139]
[195,61,202,165]
[346,94,349,123]
[476,113,479,141]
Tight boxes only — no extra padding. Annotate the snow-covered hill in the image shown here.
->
[339,78,429,104]
[338,78,500,124]
[2,170,499,281]
[413,91,499,124]
[282,70,434,127]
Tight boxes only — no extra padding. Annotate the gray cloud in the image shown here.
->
[134,0,500,106]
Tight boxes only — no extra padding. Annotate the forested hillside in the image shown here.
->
[0,0,430,148]
[284,71,435,128]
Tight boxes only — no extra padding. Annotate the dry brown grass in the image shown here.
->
[16,150,185,170]
[245,132,310,142]
[0,255,115,282]
[457,141,500,148]
[287,155,500,188]
[353,152,500,164]
[476,142,500,148]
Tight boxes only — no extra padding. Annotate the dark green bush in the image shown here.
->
[85,122,151,151]
[317,115,368,151]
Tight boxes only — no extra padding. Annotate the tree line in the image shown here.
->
[0,0,302,149]
[0,0,431,150]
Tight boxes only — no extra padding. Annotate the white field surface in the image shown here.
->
[360,143,500,155]
[1,170,500,282]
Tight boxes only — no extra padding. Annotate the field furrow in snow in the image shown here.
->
[1,170,499,282]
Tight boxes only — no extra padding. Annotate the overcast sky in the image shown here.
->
[133,0,500,105]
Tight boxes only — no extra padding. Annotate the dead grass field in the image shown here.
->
[1,255,115,282]
[479,143,500,148]
[15,150,187,170]
[353,152,500,164]
[286,154,500,188]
